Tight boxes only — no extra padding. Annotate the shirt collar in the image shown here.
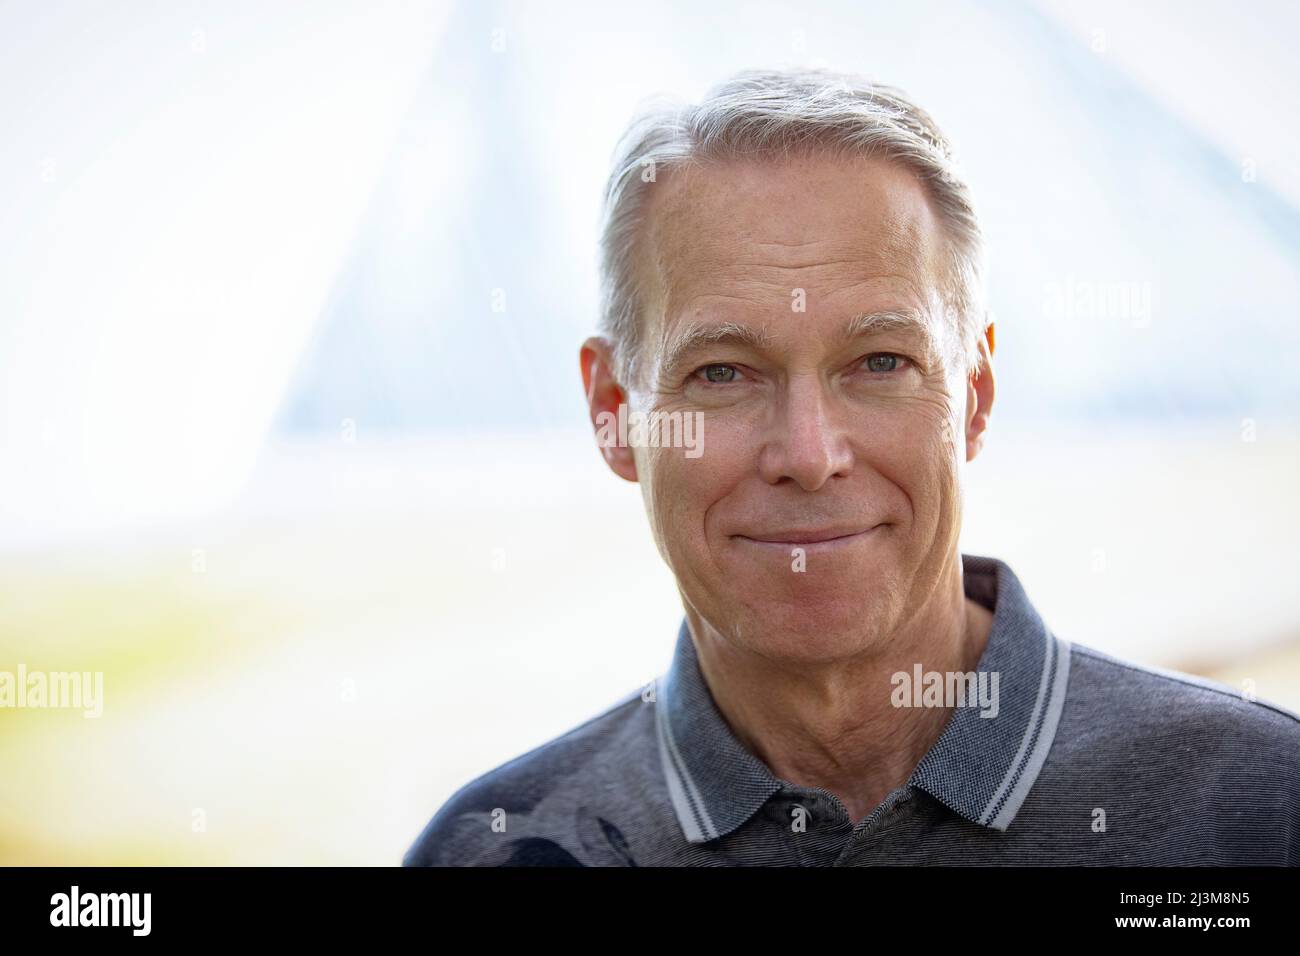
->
[654,552,1072,843]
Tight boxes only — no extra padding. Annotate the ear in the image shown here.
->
[964,320,996,463]
[580,336,638,482]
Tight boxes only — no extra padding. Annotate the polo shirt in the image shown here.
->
[403,553,1300,865]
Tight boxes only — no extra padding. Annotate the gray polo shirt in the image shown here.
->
[403,553,1300,865]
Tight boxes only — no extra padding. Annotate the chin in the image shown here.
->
[729,548,899,605]
[724,586,896,662]
[682,542,906,656]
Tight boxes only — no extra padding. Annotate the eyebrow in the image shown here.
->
[656,308,937,383]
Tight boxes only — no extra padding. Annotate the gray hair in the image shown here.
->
[596,66,988,390]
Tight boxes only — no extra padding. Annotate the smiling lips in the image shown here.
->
[733,524,884,548]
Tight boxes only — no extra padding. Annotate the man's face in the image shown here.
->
[587,152,989,663]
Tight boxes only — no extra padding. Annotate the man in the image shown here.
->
[405,67,1300,866]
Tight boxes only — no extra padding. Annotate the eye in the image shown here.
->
[862,353,907,373]
[696,364,740,384]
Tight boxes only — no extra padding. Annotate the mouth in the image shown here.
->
[731,523,885,550]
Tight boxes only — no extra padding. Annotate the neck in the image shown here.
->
[687,551,994,825]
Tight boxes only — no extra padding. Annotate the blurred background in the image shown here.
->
[2,0,1298,864]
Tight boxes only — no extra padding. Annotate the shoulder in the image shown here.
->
[1068,642,1300,727]
[402,686,650,866]
[1023,642,1300,862]
[1061,641,1300,769]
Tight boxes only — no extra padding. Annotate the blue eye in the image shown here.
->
[863,353,904,373]
[699,364,739,383]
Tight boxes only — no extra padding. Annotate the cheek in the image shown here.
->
[642,447,719,546]
[859,403,961,521]
[643,424,749,550]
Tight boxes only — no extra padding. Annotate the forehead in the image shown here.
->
[637,151,946,339]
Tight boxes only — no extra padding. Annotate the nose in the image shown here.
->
[757,373,854,491]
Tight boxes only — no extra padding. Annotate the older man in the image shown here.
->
[405,67,1300,866]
